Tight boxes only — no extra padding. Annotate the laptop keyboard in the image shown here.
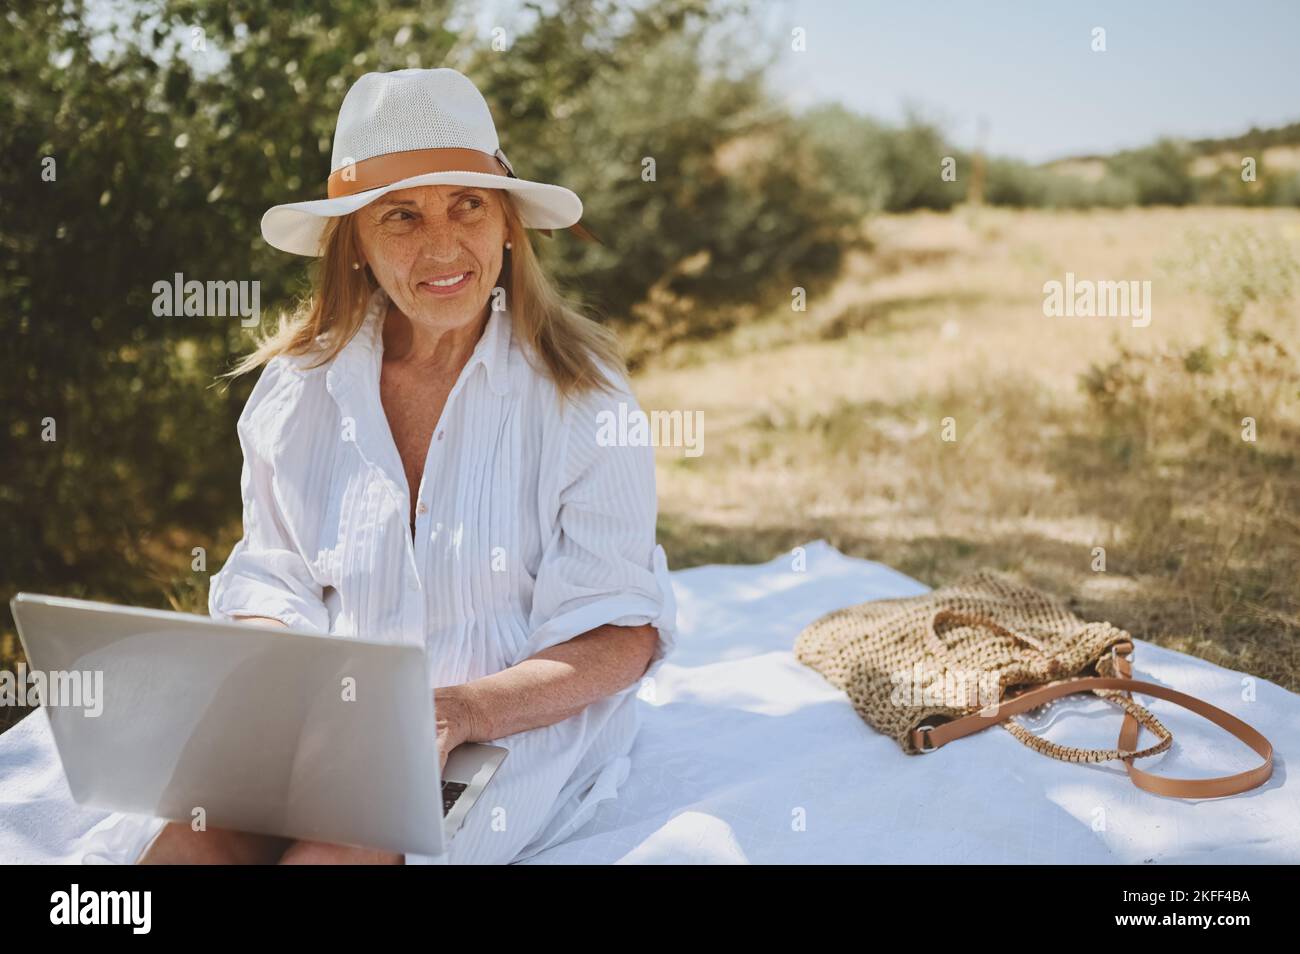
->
[441,780,468,816]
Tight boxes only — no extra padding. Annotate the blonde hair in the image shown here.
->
[224,191,626,403]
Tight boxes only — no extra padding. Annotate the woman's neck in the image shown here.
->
[381,300,489,374]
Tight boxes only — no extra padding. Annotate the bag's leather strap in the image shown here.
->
[929,611,1175,763]
[909,650,1273,798]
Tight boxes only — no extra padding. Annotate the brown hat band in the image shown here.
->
[325,147,599,243]
[326,147,510,198]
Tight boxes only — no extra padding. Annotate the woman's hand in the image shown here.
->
[433,684,488,772]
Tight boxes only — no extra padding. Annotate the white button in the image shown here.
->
[417,502,428,514]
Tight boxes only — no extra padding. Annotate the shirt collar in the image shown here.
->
[467,298,513,398]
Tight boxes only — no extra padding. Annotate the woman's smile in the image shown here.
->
[417,270,474,296]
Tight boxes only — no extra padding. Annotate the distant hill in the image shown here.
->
[798,104,1300,210]
[1032,122,1300,206]
[1043,122,1300,173]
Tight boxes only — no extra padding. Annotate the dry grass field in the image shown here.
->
[640,206,1300,690]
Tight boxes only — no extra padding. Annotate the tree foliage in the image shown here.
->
[0,0,854,638]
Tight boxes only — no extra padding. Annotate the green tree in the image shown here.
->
[0,0,854,700]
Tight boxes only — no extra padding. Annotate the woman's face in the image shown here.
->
[354,183,508,332]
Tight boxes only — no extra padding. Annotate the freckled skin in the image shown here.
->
[356,185,509,529]
[354,183,508,342]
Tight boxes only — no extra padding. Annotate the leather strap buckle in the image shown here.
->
[917,724,938,753]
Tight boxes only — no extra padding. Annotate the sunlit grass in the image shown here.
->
[643,206,1300,690]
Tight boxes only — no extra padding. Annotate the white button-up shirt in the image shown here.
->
[207,287,677,863]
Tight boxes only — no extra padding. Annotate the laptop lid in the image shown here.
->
[10,593,447,856]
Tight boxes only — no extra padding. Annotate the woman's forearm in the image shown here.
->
[232,613,658,744]
[231,615,288,628]
[454,623,660,742]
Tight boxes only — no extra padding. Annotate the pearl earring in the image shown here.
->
[352,261,361,270]
[504,241,512,250]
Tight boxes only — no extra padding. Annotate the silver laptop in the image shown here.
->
[9,592,507,858]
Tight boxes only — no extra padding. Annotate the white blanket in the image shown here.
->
[3,540,1296,864]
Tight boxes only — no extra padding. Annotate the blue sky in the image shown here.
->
[89,0,1298,164]
[766,0,1300,162]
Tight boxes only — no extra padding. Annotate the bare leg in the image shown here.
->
[278,840,405,865]
[136,821,292,865]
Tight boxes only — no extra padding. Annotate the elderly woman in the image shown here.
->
[135,67,676,864]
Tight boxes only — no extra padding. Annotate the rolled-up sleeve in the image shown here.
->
[520,379,678,678]
[208,358,330,634]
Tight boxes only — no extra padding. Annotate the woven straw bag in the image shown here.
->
[794,570,1273,798]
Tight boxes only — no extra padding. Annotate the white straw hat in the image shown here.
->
[260,67,593,256]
